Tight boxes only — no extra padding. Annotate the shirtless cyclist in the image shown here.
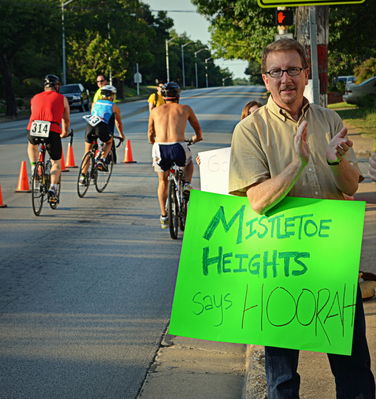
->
[147,82,203,229]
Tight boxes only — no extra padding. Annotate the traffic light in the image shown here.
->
[275,9,294,26]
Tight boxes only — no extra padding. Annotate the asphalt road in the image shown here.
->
[0,85,267,399]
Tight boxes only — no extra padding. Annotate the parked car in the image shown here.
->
[343,76,376,104]
[334,75,356,86]
[60,83,90,112]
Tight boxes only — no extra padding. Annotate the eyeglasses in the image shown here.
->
[266,67,304,79]
[97,79,105,83]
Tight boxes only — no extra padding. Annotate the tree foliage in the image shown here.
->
[354,58,376,83]
[0,0,232,116]
[192,0,375,81]
[192,0,275,64]
[0,0,60,115]
[328,3,376,77]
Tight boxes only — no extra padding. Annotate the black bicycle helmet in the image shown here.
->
[161,82,180,99]
[101,84,117,97]
[44,74,61,88]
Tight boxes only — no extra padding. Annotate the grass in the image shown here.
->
[328,102,376,147]
[123,85,156,98]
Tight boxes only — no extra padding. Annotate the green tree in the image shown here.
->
[64,0,174,93]
[329,3,376,77]
[354,58,376,83]
[192,0,275,76]
[0,0,60,116]
[193,0,376,81]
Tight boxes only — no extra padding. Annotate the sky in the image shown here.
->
[143,0,248,79]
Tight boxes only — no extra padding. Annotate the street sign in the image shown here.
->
[259,0,365,7]
[133,72,142,84]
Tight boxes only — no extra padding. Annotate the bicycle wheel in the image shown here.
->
[95,151,114,192]
[168,180,179,239]
[31,162,46,216]
[179,197,188,231]
[77,152,93,198]
[178,178,188,231]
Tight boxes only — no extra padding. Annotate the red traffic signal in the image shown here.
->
[275,10,294,26]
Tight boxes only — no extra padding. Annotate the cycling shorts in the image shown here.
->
[85,122,112,144]
[27,130,62,161]
[152,142,192,172]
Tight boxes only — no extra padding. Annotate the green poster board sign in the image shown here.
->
[169,190,365,355]
[258,0,365,7]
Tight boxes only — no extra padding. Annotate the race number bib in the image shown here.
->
[83,114,102,127]
[30,120,51,137]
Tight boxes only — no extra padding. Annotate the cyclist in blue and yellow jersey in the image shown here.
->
[81,85,124,179]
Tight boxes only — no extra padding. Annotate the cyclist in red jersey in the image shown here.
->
[26,74,70,202]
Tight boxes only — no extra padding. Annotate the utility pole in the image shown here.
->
[194,48,206,88]
[296,6,329,106]
[205,57,212,88]
[181,42,192,88]
[108,22,112,85]
[61,0,75,85]
[165,38,174,82]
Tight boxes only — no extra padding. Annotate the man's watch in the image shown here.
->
[327,158,342,166]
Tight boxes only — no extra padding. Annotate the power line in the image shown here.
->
[150,9,197,13]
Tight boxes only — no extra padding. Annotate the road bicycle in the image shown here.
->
[77,136,122,198]
[167,140,194,239]
[30,129,73,216]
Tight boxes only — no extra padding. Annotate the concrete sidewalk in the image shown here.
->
[136,131,375,399]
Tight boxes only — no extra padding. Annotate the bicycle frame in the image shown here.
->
[168,165,185,209]
[77,136,122,198]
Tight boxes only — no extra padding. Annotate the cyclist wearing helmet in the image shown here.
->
[26,74,70,202]
[81,84,125,175]
[148,81,203,229]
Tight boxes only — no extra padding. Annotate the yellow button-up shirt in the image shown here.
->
[229,96,361,200]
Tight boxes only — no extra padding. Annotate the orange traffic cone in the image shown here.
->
[61,148,68,172]
[15,161,31,192]
[123,139,137,163]
[0,184,7,207]
[65,143,77,168]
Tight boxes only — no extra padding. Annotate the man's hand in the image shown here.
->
[326,127,353,163]
[61,131,69,138]
[191,135,203,144]
[294,121,310,165]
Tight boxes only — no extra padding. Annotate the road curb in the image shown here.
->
[242,345,267,399]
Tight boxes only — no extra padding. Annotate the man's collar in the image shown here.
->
[266,95,310,122]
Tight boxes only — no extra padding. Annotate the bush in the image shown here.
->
[357,93,376,110]
[355,58,376,83]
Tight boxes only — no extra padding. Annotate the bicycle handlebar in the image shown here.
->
[65,129,73,138]
[185,138,195,146]
[113,136,123,148]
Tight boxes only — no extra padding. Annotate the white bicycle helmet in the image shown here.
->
[101,85,117,96]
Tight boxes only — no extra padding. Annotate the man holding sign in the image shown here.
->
[229,39,374,399]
